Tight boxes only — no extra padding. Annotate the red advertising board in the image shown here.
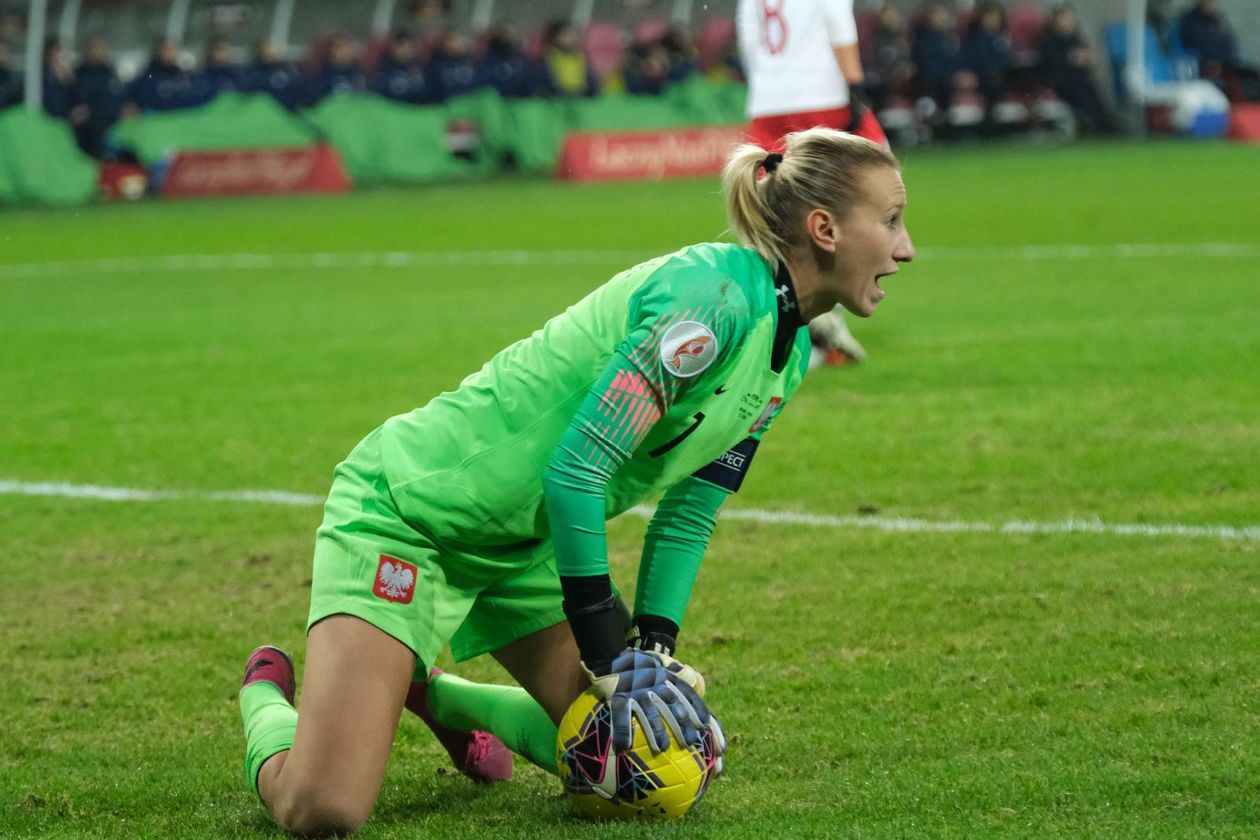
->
[1229,104,1260,143]
[161,144,351,198]
[556,126,747,182]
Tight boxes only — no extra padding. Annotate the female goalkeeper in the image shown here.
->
[238,127,915,835]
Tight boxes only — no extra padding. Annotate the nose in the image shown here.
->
[894,229,915,263]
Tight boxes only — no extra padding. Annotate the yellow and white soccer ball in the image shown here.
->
[556,686,721,820]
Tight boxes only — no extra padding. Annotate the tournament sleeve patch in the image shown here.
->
[692,437,760,493]
[659,320,719,379]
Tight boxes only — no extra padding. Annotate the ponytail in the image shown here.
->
[722,128,900,267]
[722,144,791,268]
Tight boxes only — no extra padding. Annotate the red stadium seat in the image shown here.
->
[584,20,626,81]
[524,25,547,60]
[1007,2,1046,65]
[633,17,671,47]
[696,15,735,71]
[362,34,388,75]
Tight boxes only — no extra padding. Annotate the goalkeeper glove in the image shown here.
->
[846,84,872,133]
[583,647,714,754]
[564,592,726,757]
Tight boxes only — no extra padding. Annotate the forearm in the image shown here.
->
[833,43,865,84]
[633,475,729,647]
[544,355,669,669]
[543,439,624,671]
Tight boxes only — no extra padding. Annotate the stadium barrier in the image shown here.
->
[557,126,746,181]
[109,93,320,166]
[162,145,351,198]
[106,78,749,189]
[0,79,749,205]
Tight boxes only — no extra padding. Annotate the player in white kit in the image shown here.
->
[736,0,888,364]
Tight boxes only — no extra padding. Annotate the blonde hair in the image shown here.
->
[722,128,900,267]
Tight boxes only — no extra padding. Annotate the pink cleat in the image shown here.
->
[242,645,296,704]
[405,668,513,782]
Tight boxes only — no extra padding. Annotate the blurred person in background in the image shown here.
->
[127,38,195,112]
[405,0,452,61]
[42,37,87,126]
[624,41,672,95]
[737,0,888,364]
[962,2,1013,117]
[73,36,125,157]
[913,2,986,140]
[1038,4,1118,134]
[371,30,432,104]
[1178,0,1260,101]
[192,36,243,105]
[660,24,699,84]
[543,20,598,97]
[480,22,549,99]
[912,2,969,111]
[0,40,21,109]
[243,39,302,110]
[42,36,97,141]
[426,30,485,102]
[865,1,914,114]
[304,34,367,106]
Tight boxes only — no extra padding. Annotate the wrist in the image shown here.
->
[562,576,625,674]
[630,614,680,657]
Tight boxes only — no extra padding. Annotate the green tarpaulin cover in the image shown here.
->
[0,109,98,205]
[108,92,318,166]
[303,93,473,185]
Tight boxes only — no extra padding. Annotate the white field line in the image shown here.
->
[3,479,1257,542]
[0,242,1256,280]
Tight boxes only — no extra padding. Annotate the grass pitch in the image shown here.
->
[1,141,1259,838]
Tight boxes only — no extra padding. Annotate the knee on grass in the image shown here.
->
[272,785,373,838]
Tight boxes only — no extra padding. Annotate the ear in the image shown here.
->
[804,208,839,254]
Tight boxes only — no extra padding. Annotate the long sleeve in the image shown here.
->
[633,474,730,627]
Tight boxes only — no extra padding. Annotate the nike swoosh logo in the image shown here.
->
[714,385,728,394]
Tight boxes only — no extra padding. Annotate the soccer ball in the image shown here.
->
[556,686,721,820]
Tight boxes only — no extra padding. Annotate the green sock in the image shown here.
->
[428,673,559,775]
[239,682,298,797]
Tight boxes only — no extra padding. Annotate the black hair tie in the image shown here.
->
[761,152,783,173]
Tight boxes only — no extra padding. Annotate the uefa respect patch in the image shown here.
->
[660,321,718,378]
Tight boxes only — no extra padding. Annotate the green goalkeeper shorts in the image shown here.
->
[307,428,570,672]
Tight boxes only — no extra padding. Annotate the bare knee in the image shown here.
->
[271,784,372,837]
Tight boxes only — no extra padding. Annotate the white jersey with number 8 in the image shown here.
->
[736,0,858,118]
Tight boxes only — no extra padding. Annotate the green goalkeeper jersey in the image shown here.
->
[378,242,811,589]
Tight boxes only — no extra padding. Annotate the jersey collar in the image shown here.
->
[773,262,806,331]
[770,261,805,373]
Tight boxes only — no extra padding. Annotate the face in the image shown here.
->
[821,166,915,318]
[391,37,415,62]
[87,38,109,63]
[330,39,354,65]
